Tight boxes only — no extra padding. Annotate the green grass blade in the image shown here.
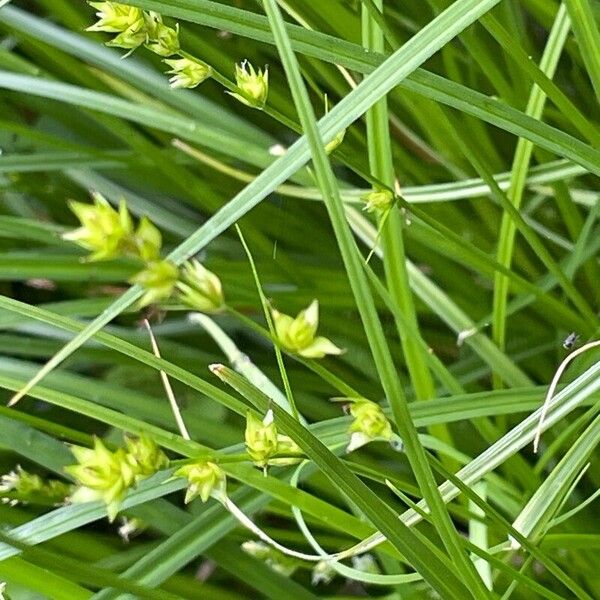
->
[492,4,570,367]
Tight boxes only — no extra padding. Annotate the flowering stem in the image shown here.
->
[179,49,301,131]
[221,495,329,562]
[289,459,399,564]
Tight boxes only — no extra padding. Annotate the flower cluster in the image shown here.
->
[361,188,394,213]
[63,192,161,262]
[165,57,212,89]
[63,194,225,311]
[272,300,343,358]
[174,460,227,504]
[87,4,273,105]
[64,198,343,357]
[144,11,179,56]
[346,398,393,452]
[227,60,269,109]
[87,2,178,56]
[0,466,73,506]
[176,260,225,313]
[66,435,168,521]
[130,259,179,307]
[245,410,303,472]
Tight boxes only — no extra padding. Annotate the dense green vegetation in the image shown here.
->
[0,0,599,598]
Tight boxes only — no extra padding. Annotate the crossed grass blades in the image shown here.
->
[0,0,599,599]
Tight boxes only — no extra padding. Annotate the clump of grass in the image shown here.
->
[0,0,598,598]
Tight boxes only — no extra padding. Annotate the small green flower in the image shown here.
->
[66,437,138,522]
[66,436,166,521]
[245,410,278,470]
[130,259,179,307]
[361,188,394,213]
[347,399,392,452]
[144,12,180,56]
[105,18,147,52]
[272,299,343,358]
[176,259,224,313]
[63,193,133,261]
[134,216,162,262]
[63,194,164,263]
[165,57,212,89]
[227,60,269,109]
[87,1,143,33]
[175,460,226,503]
[125,434,169,478]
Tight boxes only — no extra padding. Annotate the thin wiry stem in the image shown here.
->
[143,319,191,441]
[533,340,600,453]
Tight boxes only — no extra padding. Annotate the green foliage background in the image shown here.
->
[0,0,598,598]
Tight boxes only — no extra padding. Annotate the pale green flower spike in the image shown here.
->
[165,57,212,89]
[174,460,227,503]
[87,2,143,34]
[144,12,180,57]
[245,410,279,470]
[347,398,392,452]
[105,18,147,52]
[130,259,179,307]
[66,435,167,522]
[0,465,73,505]
[66,437,138,522]
[62,192,133,261]
[87,1,146,54]
[271,299,343,358]
[134,216,162,262]
[63,193,162,263]
[227,60,269,109]
[125,434,169,477]
[361,188,394,213]
[176,259,224,313]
